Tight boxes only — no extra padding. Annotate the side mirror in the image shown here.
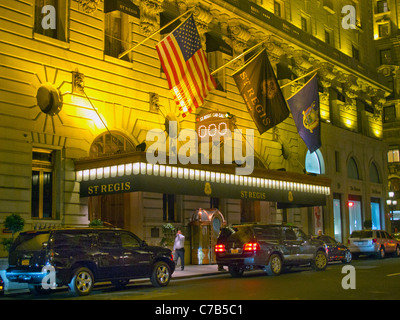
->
[141,240,148,247]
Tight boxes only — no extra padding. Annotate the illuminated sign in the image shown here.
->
[196,112,235,140]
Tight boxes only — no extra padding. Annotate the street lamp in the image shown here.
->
[387,192,398,233]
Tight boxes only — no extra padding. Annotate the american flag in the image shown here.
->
[156,15,217,117]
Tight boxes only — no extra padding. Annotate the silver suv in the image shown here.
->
[349,230,400,259]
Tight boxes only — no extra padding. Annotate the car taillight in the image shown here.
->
[243,242,260,252]
[372,239,377,243]
[215,244,225,253]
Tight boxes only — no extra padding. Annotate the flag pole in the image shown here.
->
[279,68,320,89]
[118,7,195,59]
[211,37,270,76]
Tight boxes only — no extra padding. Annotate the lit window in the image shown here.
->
[305,150,325,175]
[104,11,132,61]
[32,149,55,219]
[377,0,389,13]
[388,149,400,163]
[90,132,135,157]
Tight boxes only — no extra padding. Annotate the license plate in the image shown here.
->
[21,259,30,266]
[355,241,365,246]
[230,248,239,254]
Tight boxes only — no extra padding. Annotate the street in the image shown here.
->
[2,256,400,301]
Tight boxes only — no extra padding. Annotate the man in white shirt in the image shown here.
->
[173,229,185,271]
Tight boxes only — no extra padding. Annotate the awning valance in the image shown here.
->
[75,153,330,208]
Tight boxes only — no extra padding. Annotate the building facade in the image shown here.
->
[375,0,400,229]
[0,0,391,261]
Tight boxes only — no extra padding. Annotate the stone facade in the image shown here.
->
[0,0,392,258]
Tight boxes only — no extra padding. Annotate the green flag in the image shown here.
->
[232,49,289,134]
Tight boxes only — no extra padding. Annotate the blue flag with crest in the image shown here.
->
[287,74,321,153]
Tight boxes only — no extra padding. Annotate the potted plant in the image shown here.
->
[1,214,25,253]
[160,223,176,248]
[89,219,103,227]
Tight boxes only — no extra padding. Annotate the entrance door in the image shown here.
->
[89,194,125,228]
[348,196,362,234]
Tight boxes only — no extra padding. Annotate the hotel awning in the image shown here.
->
[75,152,331,208]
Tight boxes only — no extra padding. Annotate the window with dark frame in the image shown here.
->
[104,11,131,61]
[31,149,55,219]
[163,194,176,222]
[34,0,67,42]
[377,0,389,13]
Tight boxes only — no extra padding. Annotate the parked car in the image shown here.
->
[215,224,328,277]
[316,235,352,264]
[348,230,400,259]
[6,227,175,296]
[0,274,4,296]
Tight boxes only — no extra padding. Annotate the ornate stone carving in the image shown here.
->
[76,0,100,14]
[140,0,164,35]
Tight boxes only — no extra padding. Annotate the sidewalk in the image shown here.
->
[171,264,227,280]
[1,264,227,295]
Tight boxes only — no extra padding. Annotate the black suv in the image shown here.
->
[215,224,328,277]
[6,227,175,296]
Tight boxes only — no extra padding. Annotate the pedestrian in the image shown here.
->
[173,228,185,271]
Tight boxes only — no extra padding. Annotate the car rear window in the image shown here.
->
[254,226,281,240]
[11,231,50,251]
[218,226,255,244]
[350,231,373,238]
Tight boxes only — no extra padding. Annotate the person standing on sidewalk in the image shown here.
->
[173,228,185,271]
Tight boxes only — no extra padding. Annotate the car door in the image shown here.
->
[282,228,303,263]
[120,231,153,277]
[293,228,314,261]
[384,231,396,253]
[96,231,124,279]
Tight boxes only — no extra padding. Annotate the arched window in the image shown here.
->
[369,162,380,183]
[90,131,135,157]
[305,150,325,174]
[347,157,360,180]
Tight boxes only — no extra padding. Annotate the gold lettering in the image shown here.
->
[101,185,107,193]
[124,182,131,191]
[88,186,93,195]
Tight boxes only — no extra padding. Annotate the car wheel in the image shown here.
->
[150,261,171,287]
[68,267,94,296]
[377,247,385,259]
[312,251,328,271]
[228,265,244,278]
[342,250,352,264]
[265,254,282,276]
